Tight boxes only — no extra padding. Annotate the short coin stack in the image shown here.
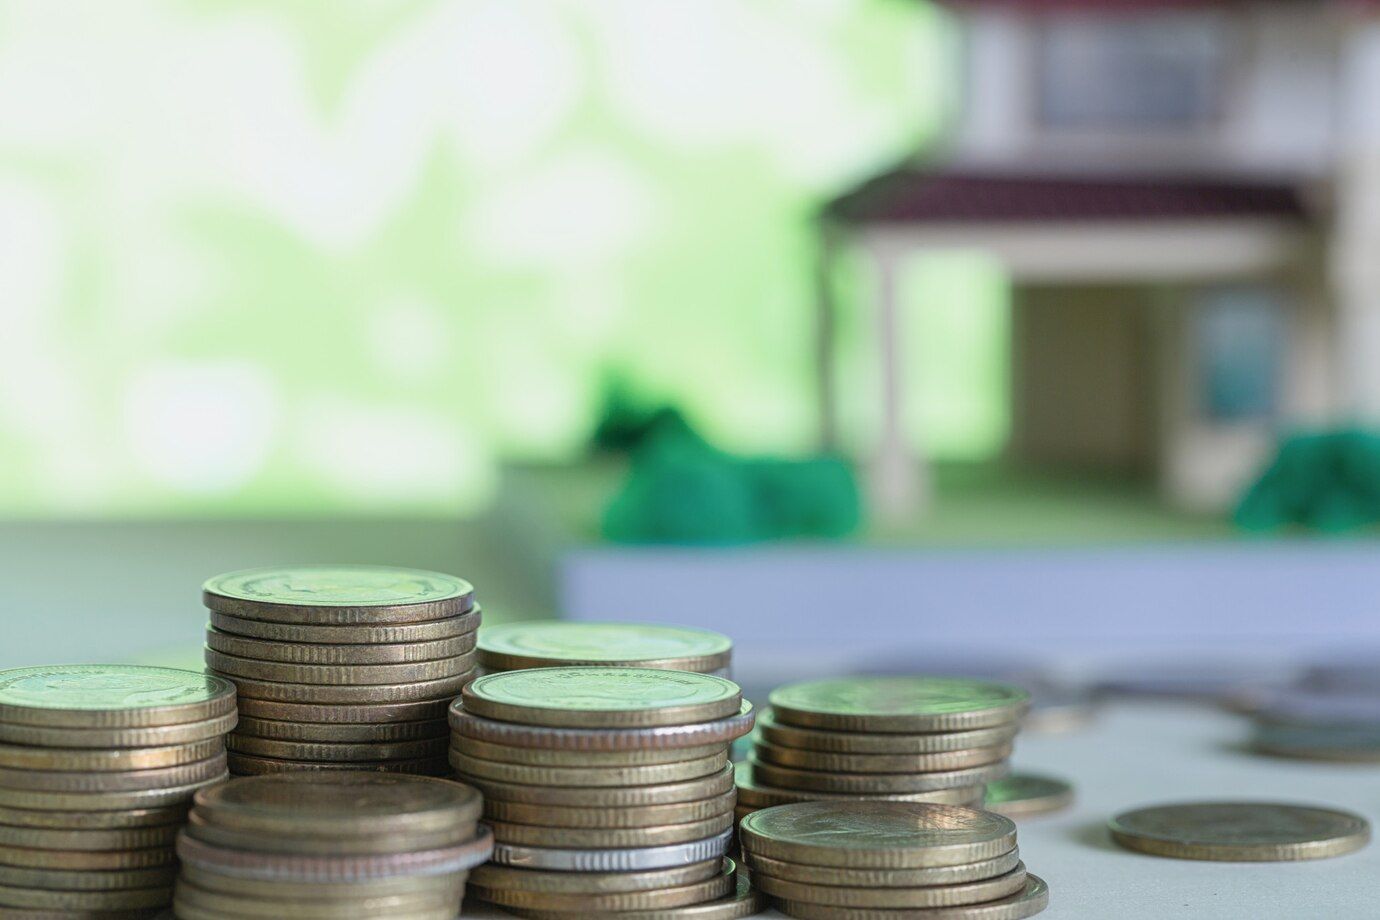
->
[477,622,734,677]
[173,773,494,918]
[740,801,1050,920]
[202,564,479,775]
[0,665,235,917]
[450,667,764,919]
[739,677,1028,820]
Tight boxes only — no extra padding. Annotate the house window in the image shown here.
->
[1197,289,1285,422]
[1037,14,1228,129]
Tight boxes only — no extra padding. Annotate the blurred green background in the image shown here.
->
[0,0,1008,518]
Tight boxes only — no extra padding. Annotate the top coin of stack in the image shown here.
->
[451,667,765,920]
[740,800,1050,920]
[739,677,1029,821]
[173,773,494,920]
[0,665,235,918]
[476,622,734,678]
[202,565,479,776]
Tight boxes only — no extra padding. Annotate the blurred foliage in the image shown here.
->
[1236,430,1380,532]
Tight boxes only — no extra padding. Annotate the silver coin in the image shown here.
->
[448,700,755,751]
[490,828,732,871]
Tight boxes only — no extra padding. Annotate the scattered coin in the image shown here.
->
[1251,724,1380,762]
[1108,801,1370,861]
[202,565,475,624]
[462,668,742,729]
[740,802,1017,869]
[478,622,733,673]
[984,774,1074,819]
[769,678,1030,733]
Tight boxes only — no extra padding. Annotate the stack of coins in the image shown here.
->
[0,665,235,917]
[173,773,494,918]
[201,565,479,775]
[739,677,1027,820]
[740,801,1049,920]
[477,622,733,677]
[450,667,764,918]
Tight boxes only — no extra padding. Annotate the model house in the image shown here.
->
[822,0,1380,516]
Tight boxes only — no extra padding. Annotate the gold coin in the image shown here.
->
[0,843,177,871]
[0,739,223,773]
[462,668,741,729]
[206,630,476,665]
[0,667,235,730]
[202,565,474,624]
[1250,725,1380,763]
[740,801,1017,869]
[226,735,447,762]
[0,863,176,892]
[499,869,767,920]
[0,712,237,750]
[770,678,1029,733]
[173,878,459,919]
[0,804,187,830]
[234,716,447,744]
[477,622,732,673]
[464,762,735,808]
[748,756,1008,794]
[0,824,180,851]
[753,863,1027,908]
[456,737,724,767]
[744,848,1021,887]
[488,812,734,848]
[984,774,1073,819]
[754,740,1012,773]
[234,697,451,724]
[758,710,1019,754]
[171,900,456,920]
[0,884,171,910]
[469,858,721,894]
[484,789,737,828]
[451,750,727,787]
[204,649,477,686]
[473,858,734,911]
[209,607,481,644]
[774,874,1050,920]
[194,773,481,839]
[0,774,227,811]
[175,827,493,882]
[212,671,471,706]
[226,753,448,776]
[1108,801,1371,861]
[0,754,227,793]
[178,863,465,900]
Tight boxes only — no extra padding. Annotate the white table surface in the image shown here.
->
[463,701,1380,920]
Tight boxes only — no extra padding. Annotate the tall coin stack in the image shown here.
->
[740,801,1049,920]
[0,665,235,917]
[450,667,765,919]
[476,622,733,677]
[201,565,479,776]
[738,677,1028,822]
[172,773,493,919]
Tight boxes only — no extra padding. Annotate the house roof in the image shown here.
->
[824,170,1311,226]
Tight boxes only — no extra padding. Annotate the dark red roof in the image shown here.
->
[824,170,1310,225]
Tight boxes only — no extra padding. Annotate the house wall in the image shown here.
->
[948,2,1344,177]
[1010,286,1155,472]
